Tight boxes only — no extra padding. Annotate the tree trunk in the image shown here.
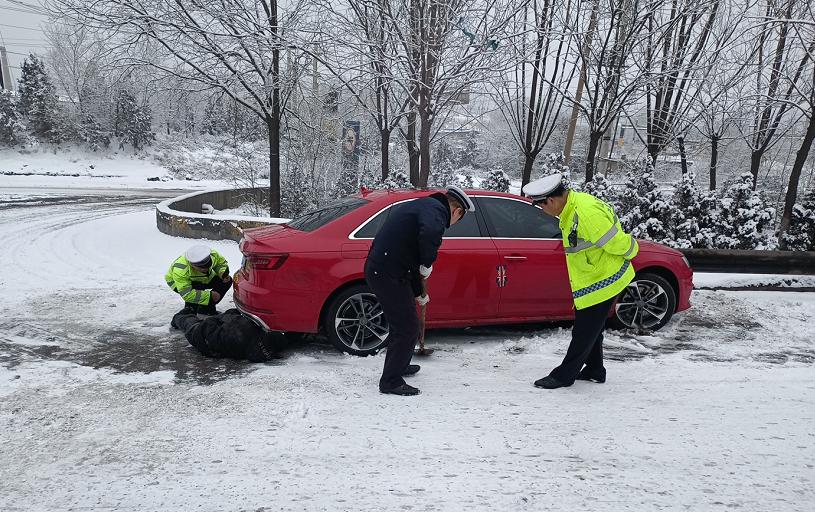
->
[585,131,603,182]
[521,153,535,191]
[677,136,689,177]
[380,129,391,182]
[708,134,719,190]
[778,109,815,247]
[419,111,431,188]
[749,149,763,191]
[406,111,419,186]
[267,115,281,217]
[268,2,281,217]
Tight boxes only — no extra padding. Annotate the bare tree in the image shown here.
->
[51,0,306,216]
[692,51,752,189]
[573,0,662,181]
[778,3,815,245]
[743,0,813,190]
[491,0,580,189]
[641,0,737,169]
[397,0,522,187]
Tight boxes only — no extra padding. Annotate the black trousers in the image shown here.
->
[365,261,420,391]
[184,275,233,315]
[549,296,615,384]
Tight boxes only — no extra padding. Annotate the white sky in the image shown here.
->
[0,0,49,88]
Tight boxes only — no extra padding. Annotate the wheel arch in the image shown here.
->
[634,265,679,312]
[318,278,369,334]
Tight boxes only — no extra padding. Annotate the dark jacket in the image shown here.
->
[366,193,450,295]
[172,308,288,362]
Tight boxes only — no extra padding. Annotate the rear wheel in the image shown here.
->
[324,284,390,356]
[611,272,677,331]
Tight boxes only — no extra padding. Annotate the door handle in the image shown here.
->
[504,255,527,261]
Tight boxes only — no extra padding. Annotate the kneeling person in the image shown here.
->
[165,245,232,316]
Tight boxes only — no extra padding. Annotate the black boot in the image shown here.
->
[380,383,420,396]
[403,364,420,376]
[576,368,606,383]
[534,376,571,389]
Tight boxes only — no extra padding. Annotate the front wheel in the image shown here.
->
[611,272,677,331]
[324,284,390,356]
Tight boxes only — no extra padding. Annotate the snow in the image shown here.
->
[1,173,814,510]
[0,146,232,190]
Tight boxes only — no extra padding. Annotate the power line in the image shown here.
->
[0,23,43,32]
[1,0,46,14]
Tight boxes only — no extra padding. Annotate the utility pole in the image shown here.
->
[0,46,13,91]
[563,0,600,165]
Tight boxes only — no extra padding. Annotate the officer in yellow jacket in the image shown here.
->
[523,174,638,389]
[165,245,232,318]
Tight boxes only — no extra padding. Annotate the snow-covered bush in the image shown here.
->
[780,188,815,251]
[718,173,777,250]
[0,90,26,146]
[669,171,704,248]
[383,170,412,189]
[115,89,155,151]
[616,164,671,244]
[481,168,510,192]
[16,53,60,142]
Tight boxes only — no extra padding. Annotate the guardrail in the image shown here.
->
[155,187,289,241]
[681,249,815,275]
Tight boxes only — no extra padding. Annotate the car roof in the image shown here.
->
[354,187,525,202]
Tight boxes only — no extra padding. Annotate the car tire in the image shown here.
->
[324,284,390,356]
[611,272,677,331]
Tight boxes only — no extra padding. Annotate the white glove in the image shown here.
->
[419,265,433,278]
[415,294,430,306]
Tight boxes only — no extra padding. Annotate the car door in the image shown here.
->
[350,198,501,324]
[426,208,501,323]
[476,195,573,320]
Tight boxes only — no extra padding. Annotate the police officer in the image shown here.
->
[523,174,638,389]
[166,245,232,318]
[365,186,475,396]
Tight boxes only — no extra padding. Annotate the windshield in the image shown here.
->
[287,197,369,232]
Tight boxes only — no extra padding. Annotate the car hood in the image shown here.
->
[635,239,683,257]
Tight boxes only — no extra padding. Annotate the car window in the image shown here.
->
[353,207,392,238]
[287,197,369,232]
[444,209,481,238]
[478,196,561,238]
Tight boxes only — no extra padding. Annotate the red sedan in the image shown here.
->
[234,189,693,356]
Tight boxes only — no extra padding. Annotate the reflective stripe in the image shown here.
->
[623,238,637,259]
[564,239,594,253]
[173,263,187,270]
[193,290,203,303]
[594,224,619,248]
[572,261,631,299]
[178,286,193,296]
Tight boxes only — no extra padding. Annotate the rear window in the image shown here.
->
[287,197,369,232]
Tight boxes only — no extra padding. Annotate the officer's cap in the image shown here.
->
[446,185,475,212]
[186,245,212,267]
[522,173,566,202]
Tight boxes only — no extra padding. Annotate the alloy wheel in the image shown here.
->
[333,292,389,352]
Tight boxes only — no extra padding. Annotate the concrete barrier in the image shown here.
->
[156,187,290,241]
[681,248,815,275]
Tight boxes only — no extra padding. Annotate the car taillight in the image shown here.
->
[247,253,289,270]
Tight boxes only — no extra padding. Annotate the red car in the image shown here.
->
[234,189,693,356]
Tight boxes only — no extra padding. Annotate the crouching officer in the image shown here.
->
[165,245,232,317]
[523,174,638,389]
[365,186,475,396]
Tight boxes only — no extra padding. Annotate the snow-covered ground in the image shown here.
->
[1,171,814,511]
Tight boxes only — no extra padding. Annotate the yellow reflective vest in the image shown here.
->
[559,191,639,309]
[164,250,229,305]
